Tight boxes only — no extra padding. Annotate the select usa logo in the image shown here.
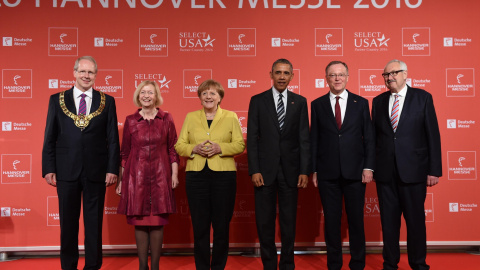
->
[227,28,256,57]
[447,151,477,180]
[358,69,386,97]
[183,69,212,98]
[402,27,430,56]
[1,154,32,184]
[354,31,390,52]
[179,31,215,52]
[134,73,172,94]
[2,69,32,98]
[446,68,475,97]
[3,36,33,47]
[48,27,78,56]
[139,28,168,57]
[315,28,343,56]
[94,70,123,98]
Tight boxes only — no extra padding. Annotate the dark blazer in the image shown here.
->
[311,90,375,181]
[247,88,310,187]
[372,86,442,183]
[42,87,120,181]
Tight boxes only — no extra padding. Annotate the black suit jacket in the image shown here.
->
[42,88,120,182]
[310,90,375,181]
[372,86,442,183]
[247,88,310,187]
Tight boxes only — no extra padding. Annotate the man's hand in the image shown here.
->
[427,175,439,187]
[362,170,373,184]
[45,173,57,187]
[105,173,118,187]
[251,173,264,187]
[312,172,318,187]
[297,174,308,188]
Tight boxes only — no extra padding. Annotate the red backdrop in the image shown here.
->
[0,0,479,251]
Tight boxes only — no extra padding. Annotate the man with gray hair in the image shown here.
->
[372,59,441,270]
[42,56,120,270]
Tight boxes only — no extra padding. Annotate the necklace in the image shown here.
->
[141,108,157,119]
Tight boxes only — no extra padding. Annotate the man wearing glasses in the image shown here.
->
[42,56,120,270]
[372,59,442,270]
[310,61,375,270]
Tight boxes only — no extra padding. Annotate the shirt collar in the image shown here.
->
[391,84,408,97]
[329,89,348,100]
[272,86,288,98]
[73,86,93,99]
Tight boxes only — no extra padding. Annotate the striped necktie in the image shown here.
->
[277,93,285,131]
[79,93,87,115]
[390,94,400,132]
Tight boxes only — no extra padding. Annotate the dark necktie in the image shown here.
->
[277,93,285,131]
[79,93,87,115]
[335,96,341,130]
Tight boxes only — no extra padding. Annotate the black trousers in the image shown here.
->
[318,178,366,270]
[254,167,298,270]
[56,171,106,270]
[186,165,237,270]
[376,164,429,270]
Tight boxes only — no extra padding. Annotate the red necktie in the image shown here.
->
[335,96,341,130]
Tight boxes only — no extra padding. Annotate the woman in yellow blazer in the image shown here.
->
[175,79,245,270]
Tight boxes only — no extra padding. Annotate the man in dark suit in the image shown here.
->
[310,61,375,270]
[247,58,310,270]
[372,59,442,270]
[42,56,120,270]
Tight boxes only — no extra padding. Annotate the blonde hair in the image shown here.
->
[133,80,163,107]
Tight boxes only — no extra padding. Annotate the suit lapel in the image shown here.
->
[283,90,297,132]
[396,87,413,132]
[209,106,223,131]
[90,89,100,114]
[262,89,281,133]
[342,91,357,128]
[320,94,338,130]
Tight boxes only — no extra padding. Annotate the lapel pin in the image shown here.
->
[291,102,294,104]
[354,99,357,102]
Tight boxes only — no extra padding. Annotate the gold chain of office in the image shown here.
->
[59,91,106,130]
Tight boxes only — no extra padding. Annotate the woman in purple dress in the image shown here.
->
[116,80,179,270]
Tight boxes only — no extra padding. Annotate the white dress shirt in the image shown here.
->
[388,85,408,124]
[73,86,93,116]
[329,90,348,124]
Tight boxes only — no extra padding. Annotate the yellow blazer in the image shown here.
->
[175,106,245,171]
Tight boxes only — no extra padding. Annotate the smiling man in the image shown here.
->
[372,59,442,270]
[310,61,375,270]
[42,56,120,270]
[247,58,310,270]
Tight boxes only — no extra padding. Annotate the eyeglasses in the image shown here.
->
[327,74,348,79]
[381,70,404,79]
[75,70,96,77]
